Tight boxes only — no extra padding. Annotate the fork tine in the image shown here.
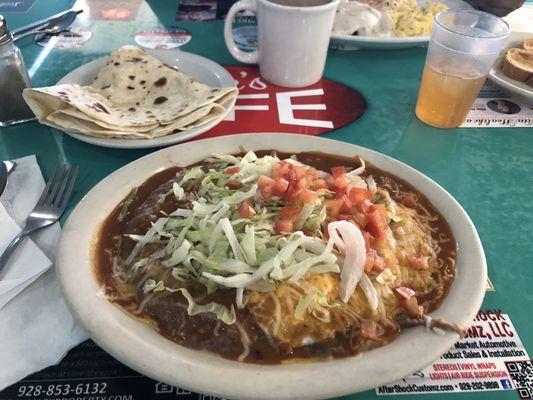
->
[37,165,59,206]
[58,166,78,212]
[45,165,67,206]
[52,165,72,207]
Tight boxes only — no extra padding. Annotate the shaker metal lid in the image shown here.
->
[0,15,11,45]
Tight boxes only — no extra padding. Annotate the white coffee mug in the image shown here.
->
[224,0,339,87]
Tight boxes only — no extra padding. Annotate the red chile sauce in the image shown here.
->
[94,151,456,364]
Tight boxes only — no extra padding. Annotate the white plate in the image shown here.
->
[488,31,533,105]
[56,50,236,149]
[330,0,471,50]
[57,133,486,400]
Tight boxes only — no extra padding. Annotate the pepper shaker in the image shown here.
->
[0,15,35,127]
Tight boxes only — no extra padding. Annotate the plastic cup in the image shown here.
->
[415,9,510,129]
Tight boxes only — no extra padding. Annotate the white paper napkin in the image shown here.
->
[0,155,88,391]
[0,204,51,308]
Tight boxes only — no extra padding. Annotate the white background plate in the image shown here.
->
[57,134,486,400]
[57,50,236,149]
[330,0,471,50]
[488,31,533,105]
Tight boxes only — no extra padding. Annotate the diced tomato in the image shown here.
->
[351,209,368,227]
[327,174,349,190]
[238,200,256,218]
[372,253,386,272]
[295,188,318,204]
[295,177,308,190]
[401,194,416,208]
[293,165,307,180]
[406,255,429,270]
[280,206,301,221]
[356,199,372,213]
[258,175,275,187]
[331,166,347,177]
[225,166,240,174]
[366,204,388,239]
[271,178,289,196]
[360,320,379,341]
[274,220,293,234]
[348,188,372,205]
[257,175,275,197]
[362,231,373,251]
[310,178,327,190]
[337,214,353,221]
[365,249,385,273]
[395,286,416,300]
[225,180,243,190]
[364,249,375,272]
[340,194,352,213]
[284,186,298,202]
[286,169,298,184]
[402,296,423,318]
[396,285,423,317]
[271,162,282,180]
[304,168,319,181]
[325,197,344,217]
[271,161,291,180]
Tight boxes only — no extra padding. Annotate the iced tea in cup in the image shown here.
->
[416,10,509,129]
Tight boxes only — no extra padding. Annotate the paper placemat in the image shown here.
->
[461,81,533,128]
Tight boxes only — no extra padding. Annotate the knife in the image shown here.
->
[11,9,83,42]
[0,161,15,198]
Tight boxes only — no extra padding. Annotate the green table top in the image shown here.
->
[0,1,531,399]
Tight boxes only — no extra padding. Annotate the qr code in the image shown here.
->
[506,360,533,399]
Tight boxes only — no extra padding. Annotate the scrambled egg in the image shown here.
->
[246,200,446,348]
[247,274,343,347]
[389,0,447,37]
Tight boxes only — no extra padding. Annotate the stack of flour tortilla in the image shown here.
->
[23,47,238,139]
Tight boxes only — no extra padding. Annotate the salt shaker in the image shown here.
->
[0,15,35,127]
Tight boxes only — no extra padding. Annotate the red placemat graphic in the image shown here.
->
[195,66,366,140]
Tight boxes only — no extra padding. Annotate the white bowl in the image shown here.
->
[57,133,486,400]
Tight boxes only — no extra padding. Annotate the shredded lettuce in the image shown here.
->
[169,208,193,217]
[173,182,185,201]
[143,279,165,293]
[117,188,138,222]
[294,204,315,230]
[122,152,381,325]
[172,287,236,325]
[223,184,257,205]
[211,153,240,165]
[294,290,338,323]
[211,203,230,223]
[220,217,245,261]
[179,166,204,184]
[213,259,255,274]
[203,240,229,271]
[240,225,257,266]
[126,218,168,265]
[202,255,281,288]
[161,240,192,267]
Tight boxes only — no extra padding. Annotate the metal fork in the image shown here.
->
[0,165,78,276]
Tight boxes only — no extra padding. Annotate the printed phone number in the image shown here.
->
[458,381,500,391]
[16,383,115,397]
